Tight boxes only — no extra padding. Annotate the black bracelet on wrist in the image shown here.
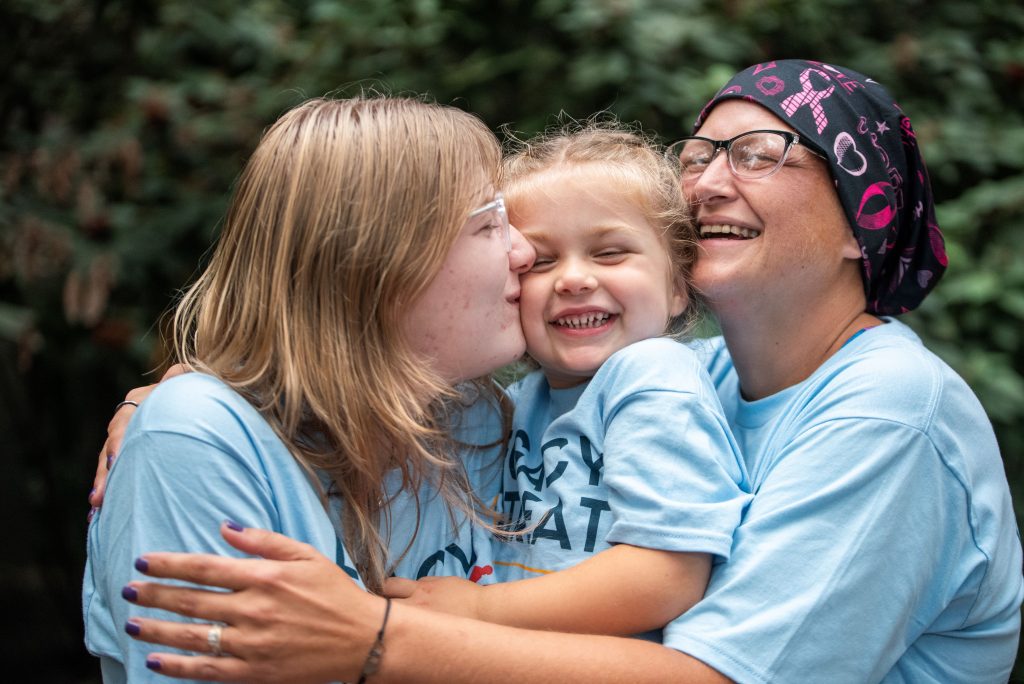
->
[357,598,391,684]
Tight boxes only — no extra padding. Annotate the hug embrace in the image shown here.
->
[84,60,1022,683]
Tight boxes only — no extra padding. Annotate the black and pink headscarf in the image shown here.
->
[694,59,947,315]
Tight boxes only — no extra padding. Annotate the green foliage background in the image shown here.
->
[3,0,1022,679]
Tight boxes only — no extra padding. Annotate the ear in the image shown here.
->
[841,229,862,261]
[669,277,689,318]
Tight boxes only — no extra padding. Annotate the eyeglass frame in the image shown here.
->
[468,191,511,252]
[666,129,826,181]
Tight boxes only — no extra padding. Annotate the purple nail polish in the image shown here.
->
[135,557,149,573]
[88,487,96,501]
[87,507,97,523]
[225,519,245,532]
[125,620,141,636]
[122,585,138,602]
[146,657,162,671]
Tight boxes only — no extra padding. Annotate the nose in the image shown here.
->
[554,257,598,295]
[686,149,734,208]
[508,224,535,274]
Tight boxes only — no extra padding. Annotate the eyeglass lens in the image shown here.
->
[495,196,511,252]
[676,131,792,180]
[470,194,511,252]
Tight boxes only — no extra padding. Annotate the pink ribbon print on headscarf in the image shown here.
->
[780,67,836,134]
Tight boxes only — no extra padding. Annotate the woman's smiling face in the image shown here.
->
[683,100,860,312]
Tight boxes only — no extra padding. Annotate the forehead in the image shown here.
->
[507,166,655,234]
[697,100,796,138]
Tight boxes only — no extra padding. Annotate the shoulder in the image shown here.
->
[812,320,982,433]
[598,337,705,384]
[125,372,273,451]
[506,368,548,404]
[449,382,507,443]
[582,338,721,414]
[595,337,715,397]
[784,320,1004,499]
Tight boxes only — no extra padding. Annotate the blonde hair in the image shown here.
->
[501,119,703,335]
[172,97,505,592]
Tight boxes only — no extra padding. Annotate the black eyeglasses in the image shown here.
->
[666,130,824,181]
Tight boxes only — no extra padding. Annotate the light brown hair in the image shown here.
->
[172,97,505,592]
[501,119,703,336]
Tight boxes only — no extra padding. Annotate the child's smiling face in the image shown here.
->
[510,165,686,388]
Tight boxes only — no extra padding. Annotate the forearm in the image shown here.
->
[122,527,731,683]
[378,601,730,683]
[479,545,710,634]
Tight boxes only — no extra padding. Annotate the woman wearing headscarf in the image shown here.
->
[109,61,1021,683]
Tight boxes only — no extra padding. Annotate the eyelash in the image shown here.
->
[530,257,555,273]
[528,250,628,272]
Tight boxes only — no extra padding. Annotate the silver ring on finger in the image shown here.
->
[207,623,225,657]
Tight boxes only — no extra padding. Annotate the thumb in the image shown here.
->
[382,576,419,598]
[220,521,320,562]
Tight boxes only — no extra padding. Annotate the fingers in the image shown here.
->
[125,581,235,623]
[134,550,262,592]
[125,382,159,405]
[381,576,418,598]
[219,522,321,562]
[94,380,166,507]
[134,524,325,591]
[137,652,251,682]
[126,617,238,658]
[89,446,111,508]
[100,392,142,474]
[162,363,189,380]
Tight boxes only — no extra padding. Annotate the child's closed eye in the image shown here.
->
[594,249,628,262]
[529,256,557,272]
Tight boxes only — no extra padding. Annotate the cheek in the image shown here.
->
[517,276,551,343]
[518,272,546,309]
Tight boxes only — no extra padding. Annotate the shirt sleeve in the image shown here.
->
[595,340,752,559]
[601,388,751,559]
[83,378,338,683]
[663,417,977,684]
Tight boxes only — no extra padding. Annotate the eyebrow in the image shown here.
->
[521,223,641,244]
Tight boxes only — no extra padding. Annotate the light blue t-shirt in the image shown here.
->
[665,321,1023,683]
[493,338,751,580]
[82,373,501,683]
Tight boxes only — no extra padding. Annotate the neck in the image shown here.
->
[715,287,881,401]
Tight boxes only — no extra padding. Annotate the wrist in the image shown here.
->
[356,597,391,684]
[473,583,500,624]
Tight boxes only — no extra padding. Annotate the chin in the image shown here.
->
[492,340,528,373]
[693,266,740,302]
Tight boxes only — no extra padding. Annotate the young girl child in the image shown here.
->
[385,124,752,637]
